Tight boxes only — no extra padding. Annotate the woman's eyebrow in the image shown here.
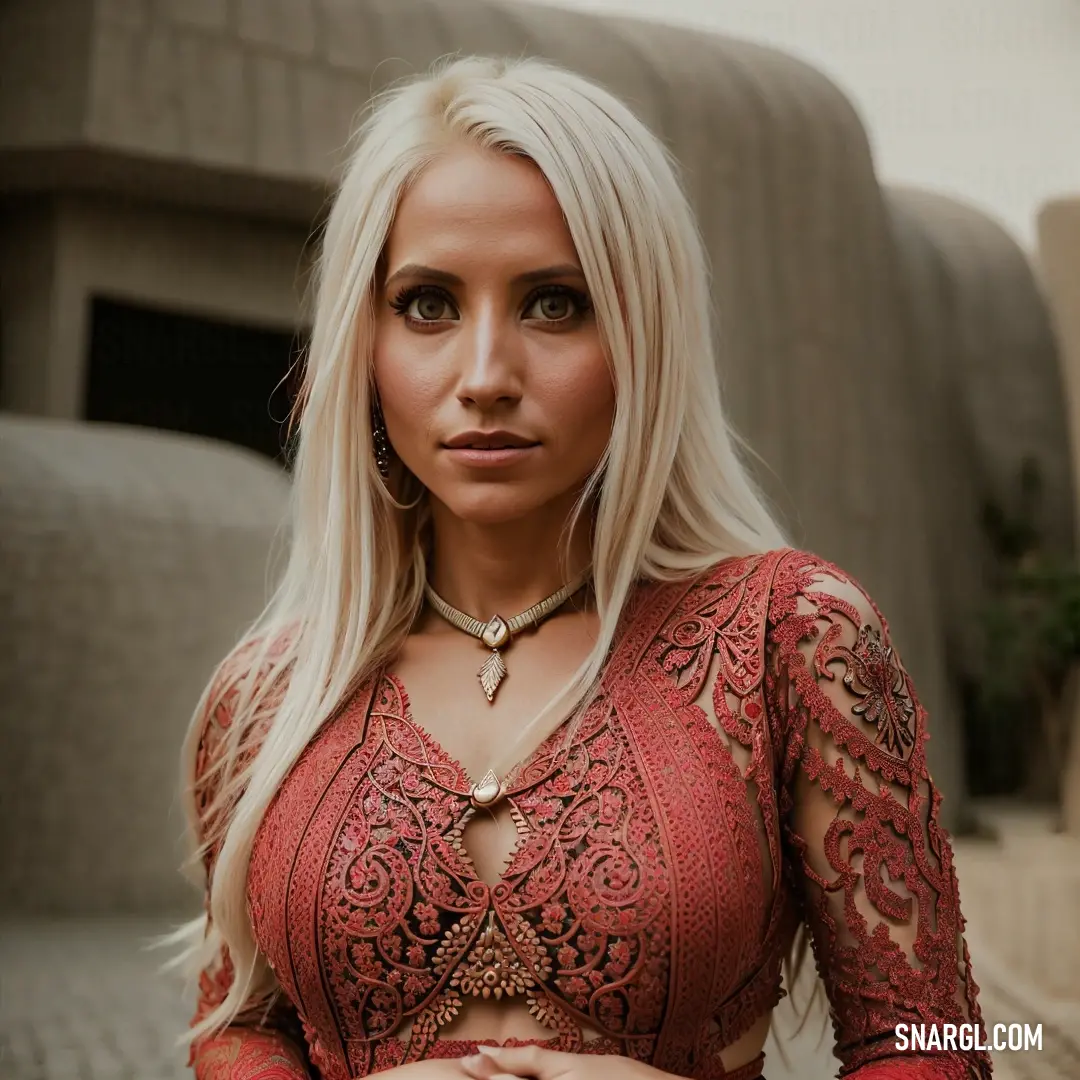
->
[515,263,587,284]
[383,263,587,289]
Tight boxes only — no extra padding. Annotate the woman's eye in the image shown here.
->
[524,289,589,322]
[409,293,453,321]
[533,293,571,320]
[389,287,457,323]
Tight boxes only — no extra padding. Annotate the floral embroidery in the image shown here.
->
[842,624,917,757]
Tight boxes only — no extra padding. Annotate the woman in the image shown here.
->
[174,56,991,1080]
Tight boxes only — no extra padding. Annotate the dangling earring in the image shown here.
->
[372,398,391,479]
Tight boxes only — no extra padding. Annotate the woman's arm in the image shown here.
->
[766,552,993,1079]
[187,642,312,1079]
[188,955,311,1079]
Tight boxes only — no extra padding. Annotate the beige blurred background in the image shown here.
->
[518,0,1080,251]
[2,1,1080,1078]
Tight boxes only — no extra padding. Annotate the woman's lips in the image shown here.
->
[442,445,540,466]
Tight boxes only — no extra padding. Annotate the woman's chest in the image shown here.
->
[246,666,776,1068]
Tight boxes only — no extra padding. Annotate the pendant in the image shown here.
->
[478,615,510,702]
[478,649,507,702]
[480,615,511,649]
[470,769,504,807]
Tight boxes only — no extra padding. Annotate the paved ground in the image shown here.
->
[0,917,193,1080]
[2,806,1076,1079]
[948,805,1080,1080]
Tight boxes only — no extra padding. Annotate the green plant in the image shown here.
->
[973,457,1080,820]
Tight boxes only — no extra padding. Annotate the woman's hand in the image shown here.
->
[458,1045,670,1080]
[385,1059,475,1078]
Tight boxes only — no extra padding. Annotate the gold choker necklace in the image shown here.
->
[424,574,590,703]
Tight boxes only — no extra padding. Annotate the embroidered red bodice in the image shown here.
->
[188,550,993,1079]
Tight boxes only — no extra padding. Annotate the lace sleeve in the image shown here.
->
[188,641,311,1079]
[766,552,992,1079]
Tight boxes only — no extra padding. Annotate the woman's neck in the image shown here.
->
[423,497,593,623]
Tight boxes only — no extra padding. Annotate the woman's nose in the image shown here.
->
[455,307,523,407]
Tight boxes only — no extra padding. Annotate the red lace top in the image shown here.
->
[188,549,992,1079]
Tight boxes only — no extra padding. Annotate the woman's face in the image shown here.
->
[372,145,615,526]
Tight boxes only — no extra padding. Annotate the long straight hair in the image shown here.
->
[167,54,790,1046]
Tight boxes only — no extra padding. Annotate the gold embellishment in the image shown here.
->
[412,911,560,1038]
[432,914,478,977]
[446,808,474,857]
[527,991,560,1028]
[433,992,462,1026]
[442,910,551,1004]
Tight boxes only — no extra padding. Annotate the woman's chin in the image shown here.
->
[434,485,558,527]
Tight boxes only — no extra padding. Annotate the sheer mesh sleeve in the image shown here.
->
[188,641,311,1079]
[765,552,993,1078]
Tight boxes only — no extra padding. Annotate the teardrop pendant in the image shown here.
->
[481,615,511,649]
[470,769,504,807]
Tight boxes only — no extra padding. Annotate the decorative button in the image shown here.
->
[470,769,503,806]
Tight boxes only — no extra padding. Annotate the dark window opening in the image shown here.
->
[85,297,305,468]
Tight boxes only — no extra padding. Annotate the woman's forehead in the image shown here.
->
[383,147,581,280]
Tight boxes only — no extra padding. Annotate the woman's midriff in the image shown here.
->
[384,1002,773,1078]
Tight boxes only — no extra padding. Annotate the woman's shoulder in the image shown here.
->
[200,626,297,737]
[691,547,883,627]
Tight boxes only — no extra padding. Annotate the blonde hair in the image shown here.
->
[167,54,789,1048]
